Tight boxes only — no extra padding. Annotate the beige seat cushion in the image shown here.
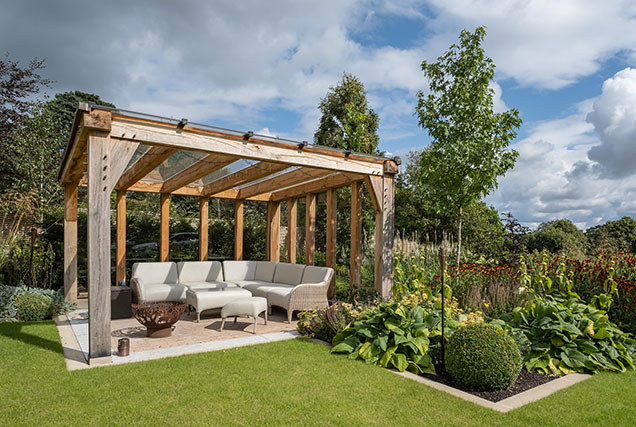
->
[222,261,257,281]
[132,262,178,285]
[242,282,292,298]
[302,265,331,284]
[254,261,276,282]
[183,281,237,290]
[273,263,305,285]
[266,287,294,308]
[143,283,187,303]
[221,297,267,319]
[186,288,252,312]
[177,261,223,283]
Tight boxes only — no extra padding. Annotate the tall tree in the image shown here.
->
[525,219,588,259]
[314,73,379,154]
[414,27,521,265]
[45,91,115,138]
[586,216,636,255]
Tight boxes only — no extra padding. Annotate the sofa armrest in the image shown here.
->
[130,277,146,303]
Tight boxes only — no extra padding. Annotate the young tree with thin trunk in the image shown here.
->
[414,27,521,266]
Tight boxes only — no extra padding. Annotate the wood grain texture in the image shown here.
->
[199,197,209,261]
[116,190,126,285]
[326,188,336,299]
[87,132,112,359]
[234,199,244,260]
[365,175,383,212]
[160,193,170,261]
[161,153,237,193]
[111,120,384,176]
[270,173,363,201]
[63,183,78,304]
[201,162,288,196]
[266,201,281,262]
[380,174,395,298]
[350,181,362,289]
[305,194,316,265]
[287,198,297,263]
[117,146,177,190]
[237,167,331,199]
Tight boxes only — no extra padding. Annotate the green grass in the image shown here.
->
[0,322,635,426]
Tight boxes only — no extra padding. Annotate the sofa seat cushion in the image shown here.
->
[143,283,187,303]
[182,281,237,290]
[242,282,292,298]
[222,261,257,281]
[266,287,294,308]
[177,261,223,283]
[273,263,305,285]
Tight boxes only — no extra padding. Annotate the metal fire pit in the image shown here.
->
[131,301,186,338]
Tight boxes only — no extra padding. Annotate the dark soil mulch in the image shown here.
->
[421,367,556,402]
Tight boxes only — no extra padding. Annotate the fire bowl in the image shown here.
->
[131,301,186,338]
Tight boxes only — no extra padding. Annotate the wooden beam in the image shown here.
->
[111,119,385,176]
[287,198,297,263]
[160,153,238,193]
[266,201,281,261]
[119,180,272,200]
[350,181,362,289]
[86,131,112,360]
[63,183,78,304]
[116,146,177,190]
[201,162,288,197]
[238,167,331,199]
[116,190,126,285]
[365,175,382,212]
[305,194,316,265]
[326,188,336,299]
[373,175,395,298]
[234,199,244,260]
[270,173,363,202]
[160,193,170,261]
[199,197,209,261]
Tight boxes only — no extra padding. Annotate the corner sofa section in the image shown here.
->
[130,260,333,322]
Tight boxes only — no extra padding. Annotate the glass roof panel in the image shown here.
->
[235,166,299,190]
[121,143,151,174]
[197,158,258,187]
[155,150,207,182]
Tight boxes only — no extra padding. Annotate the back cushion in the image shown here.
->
[177,261,223,283]
[302,266,332,284]
[132,262,178,285]
[222,261,257,281]
[255,262,276,282]
[273,263,305,285]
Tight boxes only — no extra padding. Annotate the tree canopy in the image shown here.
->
[525,219,588,259]
[45,91,115,138]
[314,73,379,154]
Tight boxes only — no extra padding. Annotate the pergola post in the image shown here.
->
[287,198,297,263]
[116,190,126,285]
[305,194,316,265]
[160,193,170,262]
[326,188,336,299]
[366,173,395,299]
[266,201,280,261]
[199,197,209,261]
[234,199,244,260]
[350,181,362,289]
[63,183,78,304]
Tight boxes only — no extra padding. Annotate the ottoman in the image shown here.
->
[220,297,268,334]
[186,288,252,322]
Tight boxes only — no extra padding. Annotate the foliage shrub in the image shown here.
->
[445,323,522,391]
[14,293,53,321]
[0,285,73,322]
[500,257,636,375]
[331,288,482,373]
[297,302,363,343]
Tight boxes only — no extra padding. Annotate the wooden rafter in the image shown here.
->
[270,172,363,201]
[161,153,238,193]
[237,167,331,199]
[201,162,288,197]
[117,146,178,190]
[112,180,272,201]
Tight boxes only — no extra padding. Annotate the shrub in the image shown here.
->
[0,285,73,322]
[297,302,361,343]
[445,323,522,391]
[14,293,54,321]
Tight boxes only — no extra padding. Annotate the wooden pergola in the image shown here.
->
[59,103,397,362]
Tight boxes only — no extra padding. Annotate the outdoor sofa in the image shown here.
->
[130,260,333,322]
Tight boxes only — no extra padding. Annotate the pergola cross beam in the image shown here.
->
[237,167,331,199]
[160,153,238,193]
[117,146,178,190]
[202,161,288,197]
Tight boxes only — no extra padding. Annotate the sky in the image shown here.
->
[2,0,635,229]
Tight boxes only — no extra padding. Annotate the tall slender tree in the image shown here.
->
[415,26,522,266]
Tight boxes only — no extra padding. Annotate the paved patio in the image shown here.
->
[57,298,299,370]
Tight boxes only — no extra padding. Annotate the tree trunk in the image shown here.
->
[456,206,462,267]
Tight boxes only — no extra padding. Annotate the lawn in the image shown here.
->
[0,322,635,426]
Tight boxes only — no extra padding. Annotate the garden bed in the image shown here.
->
[422,367,555,402]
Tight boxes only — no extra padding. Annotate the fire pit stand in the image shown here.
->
[131,301,186,338]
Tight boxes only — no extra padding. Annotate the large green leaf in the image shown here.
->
[391,353,408,372]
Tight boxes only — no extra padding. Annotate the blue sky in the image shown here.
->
[2,0,636,229]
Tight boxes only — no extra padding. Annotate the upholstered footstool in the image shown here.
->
[220,297,268,334]
[186,288,252,322]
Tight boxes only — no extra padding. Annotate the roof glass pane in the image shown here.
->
[121,144,151,174]
[156,150,207,182]
[197,158,258,187]
[235,166,299,189]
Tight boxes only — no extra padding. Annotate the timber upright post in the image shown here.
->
[234,199,244,260]
[199,197,209,261]
[115,190,126,285]
[63,183,78,304]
